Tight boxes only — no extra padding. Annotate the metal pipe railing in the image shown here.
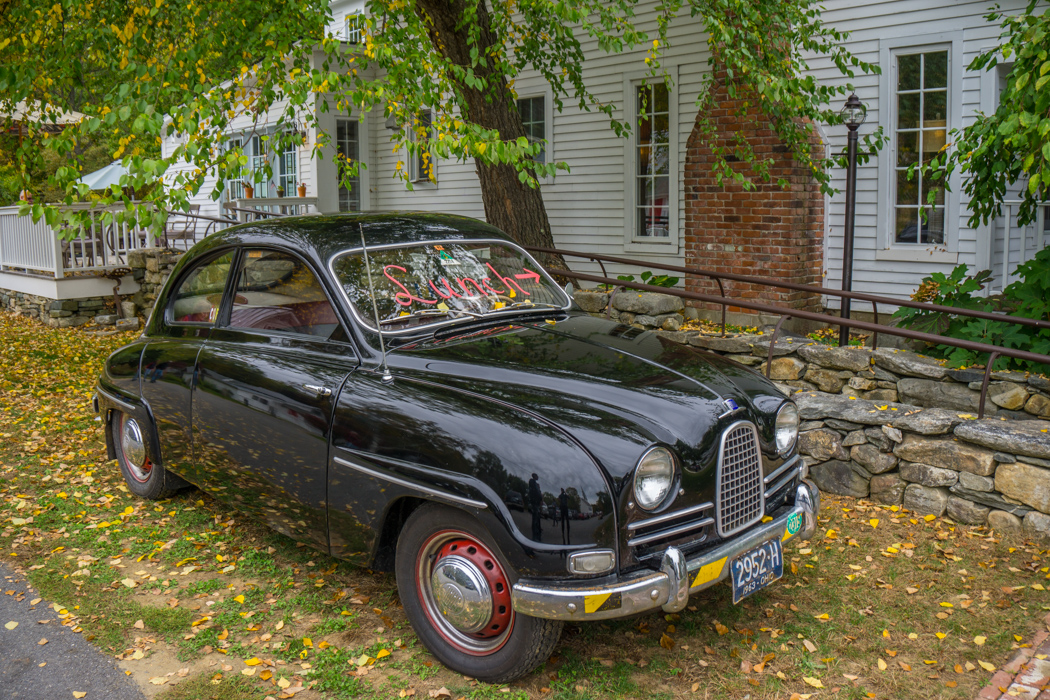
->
[555,268,1050,419]
[526,245,1050,333]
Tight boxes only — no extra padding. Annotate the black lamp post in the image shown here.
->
[838,93,866,347]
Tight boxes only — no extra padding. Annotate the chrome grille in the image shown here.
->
[716,421,764,537]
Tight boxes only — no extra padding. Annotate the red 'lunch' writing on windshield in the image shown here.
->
[383,263,538,307]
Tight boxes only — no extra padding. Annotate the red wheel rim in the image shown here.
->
[416,529,514,656]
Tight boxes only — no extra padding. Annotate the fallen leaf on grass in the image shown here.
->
[660,633,674,650]
[803,640,817,653]
[974,635,986,645]
[877,659,887,671]
[120,578,137,589]
[376,648,391,659]
[133,620,143,629]
[714,622,728,635]
[813,613,829,620]
[898,662,911,671]
[428,688,452,699]
[978,660,996,672]
[244,658,262,666]
[148,678,167,685]
[803,676,824,688]
[936,633,946,639]
[275,620,284,631]
[277,678,291,689]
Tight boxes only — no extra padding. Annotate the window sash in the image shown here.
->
[635,83,671,238]
[893,50,948,245]
[337,119,361,211]
[517,96,546,163]
[409,111,433,183]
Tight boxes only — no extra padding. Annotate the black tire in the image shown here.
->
[112,411,187,500]
[395,503,563,683]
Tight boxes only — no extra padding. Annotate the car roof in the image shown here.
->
[201,211,512,262]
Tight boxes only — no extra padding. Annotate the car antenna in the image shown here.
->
[359,223,393,383]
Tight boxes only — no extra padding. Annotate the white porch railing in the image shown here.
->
[224,197,319,223]
[991,200,1047,292]
[0,204,234,279]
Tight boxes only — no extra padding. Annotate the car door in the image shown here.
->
[192,248,359,552]
[141,250,237,478]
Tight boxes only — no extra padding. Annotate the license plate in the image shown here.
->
[730,538,783,603]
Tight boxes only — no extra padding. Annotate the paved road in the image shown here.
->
[0,562,144,700]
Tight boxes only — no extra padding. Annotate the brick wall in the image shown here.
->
[683,72,825,316]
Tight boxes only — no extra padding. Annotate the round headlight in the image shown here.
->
[775,402,800,455]
[634,447,675,511]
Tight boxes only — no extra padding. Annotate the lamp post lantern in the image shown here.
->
[838,92,866,347]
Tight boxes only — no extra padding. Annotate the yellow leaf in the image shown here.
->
[244,658,262,666]
[275,620,284,631]
[936,632,947,639]
[376,648,391,659]
[278,678,291,689]
[73,693,87,699]
[803,676,824,688]
[978,660,996,672]
[302,637,313,648]
[233,595,245,604]
[924,514,936,522]
[869,519,879,528]
[882,629,890,638]
[260,669,272,681]
[939,602,953,608]
[318,641,330,650]
[974,635,986,646]
[4,621,17,630]
[877,659,887,671]
[660,633,674,649]
[217,629,228,641]
[814,613,829,620]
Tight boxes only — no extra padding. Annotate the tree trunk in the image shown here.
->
[412,0,566,271]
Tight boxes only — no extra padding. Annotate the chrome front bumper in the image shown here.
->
[511,480,820,621]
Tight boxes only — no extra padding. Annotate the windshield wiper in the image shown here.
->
[501,302,562,311]
[379,308,483,327]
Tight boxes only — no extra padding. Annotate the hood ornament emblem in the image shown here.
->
[719,398,742,419]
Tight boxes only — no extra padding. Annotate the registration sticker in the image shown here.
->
[786,512,802,535]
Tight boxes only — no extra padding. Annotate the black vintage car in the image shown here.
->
[95,213,819,682]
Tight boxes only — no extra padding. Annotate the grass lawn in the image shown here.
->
[0,310,1046,700]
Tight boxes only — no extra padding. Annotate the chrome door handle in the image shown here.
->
[304,384,332,397]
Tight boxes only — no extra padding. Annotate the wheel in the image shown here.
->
[395,503,563,683]
[112,412,187,500]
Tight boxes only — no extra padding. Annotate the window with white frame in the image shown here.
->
[278,139,298,195]
[893,49,948,245]
[344,12,362,44]
[248,135,265,193]
[517,96,545,163]
[336,119,361,211]
[223,137,244,199]
[408,111,434,183]
[634,82,671,239]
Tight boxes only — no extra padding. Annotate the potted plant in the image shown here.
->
[276,184,285,198]
[297,182,307,197]
[243,182,254,199]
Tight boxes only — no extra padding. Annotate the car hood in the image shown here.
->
[386,313,784,487]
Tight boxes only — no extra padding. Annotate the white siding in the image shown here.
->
[812,0,1031,308]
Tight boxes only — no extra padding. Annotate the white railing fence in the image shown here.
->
[0,204,238,278]
[224,197,318,223]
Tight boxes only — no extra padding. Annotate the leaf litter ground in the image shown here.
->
[0,310,1046,700]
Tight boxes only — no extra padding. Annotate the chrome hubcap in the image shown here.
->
[430,554,492,634]
[120,417,149,481]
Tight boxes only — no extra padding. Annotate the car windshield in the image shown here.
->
[331,241,568,332]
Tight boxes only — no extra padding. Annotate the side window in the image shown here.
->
[170,251,235,324]
[229,249,342,340]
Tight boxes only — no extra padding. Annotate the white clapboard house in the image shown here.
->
[161,0,1045,312]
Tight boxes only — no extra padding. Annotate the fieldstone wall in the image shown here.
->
[573,288,1050,536]
[0,290,136,329]
[0,247,181,331]
[795,391,1050,538]
[127,247,180,319]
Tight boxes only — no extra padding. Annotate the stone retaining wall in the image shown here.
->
[1,247,181,331]
[574,289,1050,536]
[0,290,120,328]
